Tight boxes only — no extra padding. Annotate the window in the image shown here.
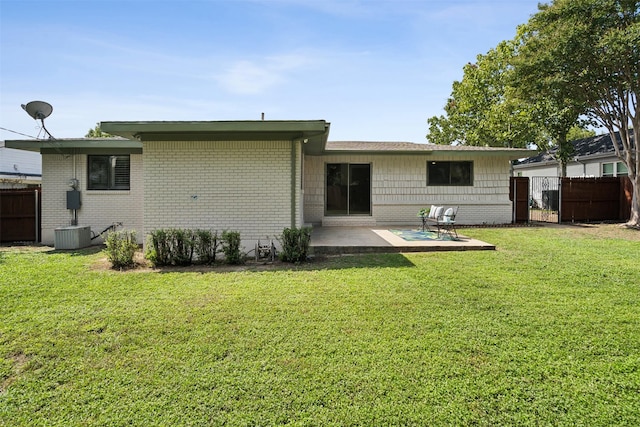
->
[617,162,629,176]
[602,161,628,177]
[427,161,473,186]
[88,155,130,190]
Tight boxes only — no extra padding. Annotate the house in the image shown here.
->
[513,132,633,178]
[0,141,42,188]
[6,120,532,247]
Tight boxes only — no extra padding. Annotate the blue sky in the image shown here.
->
[1,0,541,143]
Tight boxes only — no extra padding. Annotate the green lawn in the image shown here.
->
[1,226,639,426]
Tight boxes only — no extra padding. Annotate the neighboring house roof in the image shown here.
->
[326,141,534,159]
[0,141,42,181]
[4,138,142,154]
[514,132,635,167]
[101,120,331,155]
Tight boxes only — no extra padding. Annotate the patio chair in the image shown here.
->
[421,205,444,232]
[420,205,439,231]
[436,206,458,239]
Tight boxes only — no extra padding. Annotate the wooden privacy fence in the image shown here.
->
[509,176,530,223]
[0,188,41,242]
[510,176,632,223]
[560,177,631,222]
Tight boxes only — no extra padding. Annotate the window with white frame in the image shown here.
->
[602,161,628,177]
[88,155,130,190]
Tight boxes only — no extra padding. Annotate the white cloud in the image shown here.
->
[216,60,281,95]
[214,53,316,95]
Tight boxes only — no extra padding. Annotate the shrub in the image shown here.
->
[146,229,171,266]
[278,227,311,263]
[105,230,138,269]
[193,229,219,264]
[146,228,240,266]
[145,228,196,266]
[169,228,194,266]
[221,230,244,265]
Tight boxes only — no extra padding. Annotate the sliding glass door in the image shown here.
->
[325,163,371,215]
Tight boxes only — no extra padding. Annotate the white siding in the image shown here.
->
[41,153,144,245]
[515,154,624,178]
[0,146,41,176]
[143,140,296,247]
[304,153,514,226]
[0,146,42,188]
[515,164,559,178]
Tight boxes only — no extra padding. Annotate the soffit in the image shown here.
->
[323,141,535,159]
[101,120,331,155]
[4,138,143,154]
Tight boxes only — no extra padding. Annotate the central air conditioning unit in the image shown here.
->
[54,226,91,250]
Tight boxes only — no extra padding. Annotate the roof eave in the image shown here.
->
[321,148,535,158]
[100,120,331,154]
[321,149,433,155]
[4,139,143,154]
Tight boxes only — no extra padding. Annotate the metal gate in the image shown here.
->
[529,176,560,223]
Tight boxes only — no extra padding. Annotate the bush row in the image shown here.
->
[145,229,228,266]
[104,227,312,269]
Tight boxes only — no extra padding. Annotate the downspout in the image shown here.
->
[72,150,78,225]
[290,140,297,228]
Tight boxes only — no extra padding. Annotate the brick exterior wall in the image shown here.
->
[304,153,514,226]
[39,143,516,246]
[41,153,144,244]
[143,140,297,247]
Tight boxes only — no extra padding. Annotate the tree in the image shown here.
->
[85,123,113,138]
[516,0,639,226]
[427,41,545,149]
[512,4,595,177]
[566,126,596,142]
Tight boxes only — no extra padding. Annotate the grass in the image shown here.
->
[1,225,639,426]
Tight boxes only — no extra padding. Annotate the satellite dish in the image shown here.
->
[21,100,56,139]
[21,100,53,120]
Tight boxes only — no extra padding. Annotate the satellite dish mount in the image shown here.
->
[21,100,55,139]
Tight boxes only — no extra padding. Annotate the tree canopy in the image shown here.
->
[427,41,544,149]
[516,0,639,225]
[566,127,596,143]
[85,123,113,138]
[428,0,639,225]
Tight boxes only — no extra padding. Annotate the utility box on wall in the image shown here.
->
[54,226,91,250]
[66,190,81,210]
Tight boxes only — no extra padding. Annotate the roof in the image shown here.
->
[514,132,635,167]
[4,138,142,154]
[325,141,535,159]
[101,120,331,155]
[5,122,536,160]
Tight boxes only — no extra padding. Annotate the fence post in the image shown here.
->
[35,189,39,242]
[558,177,562,224]
[511,177,516,224]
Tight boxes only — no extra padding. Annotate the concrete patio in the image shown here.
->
[309,226,495,255]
